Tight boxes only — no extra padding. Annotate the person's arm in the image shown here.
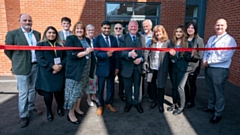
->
[4,32,14,60]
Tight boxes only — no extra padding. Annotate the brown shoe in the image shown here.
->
[97,107,103,116]
[106,104,117,112]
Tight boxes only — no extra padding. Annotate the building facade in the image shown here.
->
[0,0,239,86]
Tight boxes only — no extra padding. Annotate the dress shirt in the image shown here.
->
[203,32,237,68]
[21,27,37,63]
[101,33,111,47]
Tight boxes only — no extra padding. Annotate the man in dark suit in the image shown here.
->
[120,20,146,113]
[113,23,125,102]
[58,17,72,43]
[94,21,119,116]
[4,13,42,128]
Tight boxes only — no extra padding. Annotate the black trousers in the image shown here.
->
[185,74,198,104]
[40,90,64,114]
[150,70,165,107]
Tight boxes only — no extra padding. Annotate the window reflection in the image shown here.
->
[134,3,158,15]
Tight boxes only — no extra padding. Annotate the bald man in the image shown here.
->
[5,13,42,128]
[201,18,237,124]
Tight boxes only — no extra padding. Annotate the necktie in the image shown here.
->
[116,36,120,46]
[106,36,110,47]
[28,32,33,45]
[132,36,136,43]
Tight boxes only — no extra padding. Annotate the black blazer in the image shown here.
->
[120,33,146,78]
[65,35,94,81]
[35,41,65,92]
[169,42,192,72]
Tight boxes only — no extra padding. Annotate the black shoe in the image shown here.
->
[124,104,132,112]
[209,115,221,124]
[135,104,144,113]
[57,108,64,117]
[167,105,176,112]
[173,108,183,115]
[19,117,28,128]
[185,102,195,108]
[150,102,157,109]
[198,107,215,113]
[119,96,125,102]
[67,115,80,124]
[47,113,54,121]
[74,110,86,117]
[159,106,164,113]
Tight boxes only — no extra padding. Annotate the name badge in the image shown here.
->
[54,57,61,64]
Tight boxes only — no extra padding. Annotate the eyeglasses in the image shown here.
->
[115,27,122,30]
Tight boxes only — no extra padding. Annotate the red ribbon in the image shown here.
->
[0,45,239,52]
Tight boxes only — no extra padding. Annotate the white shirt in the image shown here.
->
[21,27,37,63]
[151,42,163,70]
[101,33,111,47]
[203,32,237,68]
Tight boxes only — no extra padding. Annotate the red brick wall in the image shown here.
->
[0,0,185,76]
[205,0,240,86]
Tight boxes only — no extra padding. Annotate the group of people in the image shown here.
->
[4,13,237,128]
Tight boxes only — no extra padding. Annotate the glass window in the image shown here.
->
[186,5,198,18]
[134,3,158,15]
[107,3,133,16]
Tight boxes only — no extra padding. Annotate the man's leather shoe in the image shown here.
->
[29,109,42,117]
[47,113,54,121]
[19,117,28,128]
[97,107,103,116]
[124,104,132,112]
[173,108,183,115]
[135,104,143,113]
[150,102,157,109]
[198,107,215,113]
[57,108,64,117]
[106,104,117,112]
[209,115,221,124]
[159,106,164,113]
[185,102,195,108]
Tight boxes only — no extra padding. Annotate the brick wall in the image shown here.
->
[0,0,185,76]
[204,0,240,86]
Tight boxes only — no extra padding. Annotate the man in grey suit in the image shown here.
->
[58,17,72,43]
[4,13,42,128]
[120,20,146,113]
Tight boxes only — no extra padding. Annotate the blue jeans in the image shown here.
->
[16,64,38,118]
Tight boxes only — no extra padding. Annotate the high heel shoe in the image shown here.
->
[74,110,86,117]
[67,115,80,124]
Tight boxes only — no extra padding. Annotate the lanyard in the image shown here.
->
[48,41,57,56]
[210,33,227,48]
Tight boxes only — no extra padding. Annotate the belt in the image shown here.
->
[32,62,38,64]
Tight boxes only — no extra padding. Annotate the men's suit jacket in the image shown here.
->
[187,36,204,72]
[4,28,41,75]
[94,34,119,77]
[120,33,146,78]
[144,40,171,88]
[58,30,72,41]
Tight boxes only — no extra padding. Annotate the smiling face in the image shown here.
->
[19,14,32,32]
[46,28,57,41]
[86,28,95,38]
[114,23,123,36]
[155,30,163,41]
[75,24,84,38]
[187,24,195,36]
[142,20,152,34]
[61,21,71,31]
[175,28,184,39]
[101,24,111,36]
[128,21,138,35]
[214,19,227,36]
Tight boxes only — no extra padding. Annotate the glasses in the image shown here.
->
[115,27,122,30]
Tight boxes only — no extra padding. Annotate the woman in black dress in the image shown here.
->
[35,26,65,121]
